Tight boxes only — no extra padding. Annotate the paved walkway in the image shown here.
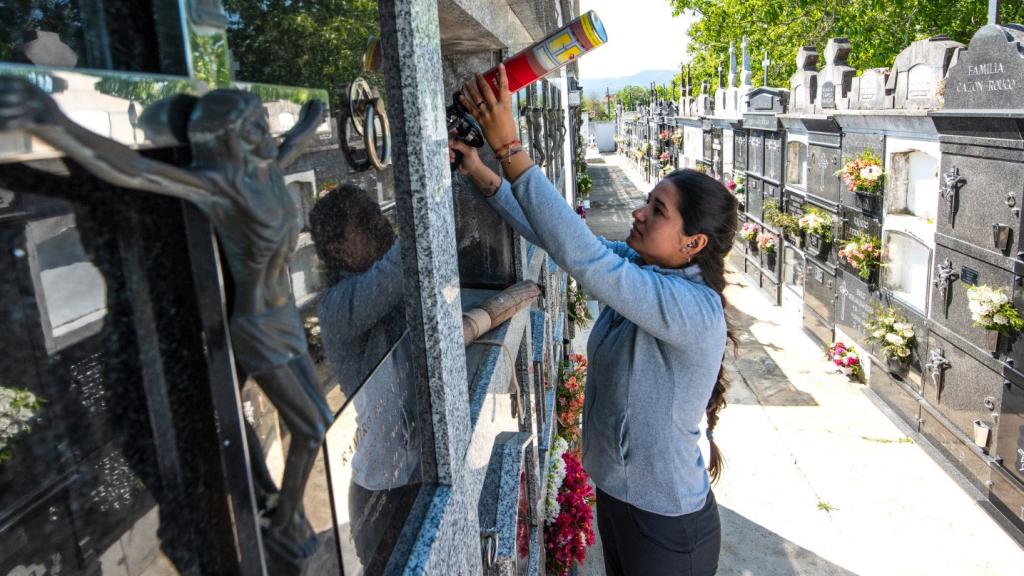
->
[572,151,1024,575]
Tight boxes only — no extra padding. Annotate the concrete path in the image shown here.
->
[570,151,1024,575]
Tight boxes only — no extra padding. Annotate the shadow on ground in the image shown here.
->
[725,283,817,408]
[719,506,859,576]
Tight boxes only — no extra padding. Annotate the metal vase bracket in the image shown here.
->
[340,77,392,172]
[887,355,910,380]
[973,419,993,450]
[985,330,1001,357]
[854,190,881,214]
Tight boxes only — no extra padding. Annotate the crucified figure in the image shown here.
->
[0,77,333,568]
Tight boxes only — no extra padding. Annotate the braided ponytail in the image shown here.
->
[664,169,739,484]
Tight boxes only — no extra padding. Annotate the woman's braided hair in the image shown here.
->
[664,168,739,483]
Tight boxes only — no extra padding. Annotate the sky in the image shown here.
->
[578,0,695,79]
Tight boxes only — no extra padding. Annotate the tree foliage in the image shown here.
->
[583,92,614,120]
[224,0,380,110]
[667,0,1024,96]
[616,85,649,110]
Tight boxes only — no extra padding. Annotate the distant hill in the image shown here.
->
[578,70,678,98]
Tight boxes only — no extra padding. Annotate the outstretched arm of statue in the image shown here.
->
[277,99,326,169]
[0,76,212,203]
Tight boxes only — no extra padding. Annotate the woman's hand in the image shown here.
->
[459,64,519,152]
[449,139,503,197]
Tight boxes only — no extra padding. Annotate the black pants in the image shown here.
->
[596,488,721,576]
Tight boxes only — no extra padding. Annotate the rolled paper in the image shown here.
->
[462,280,542,345]
[482,10,608,94]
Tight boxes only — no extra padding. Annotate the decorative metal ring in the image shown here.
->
[347,78,375,136]
[363,97,392,171]
[339,111,371,172]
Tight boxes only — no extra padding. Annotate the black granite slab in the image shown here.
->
[996,371,1024,487]
[806,144,843,205]
[868,359,922,431]
[763,131,784,184]
[746,176,764,224]
[835,270,879,350]
[734,129,748,172]
[918,399,993,492]
[989,463,1024,536]
[922,329,1005,441]
[930,242,1017,363]
[804,257,837,324]
[781,243,805,295]
[747,131,765,176]
[939,145,1024,265]
[803,305,834,347]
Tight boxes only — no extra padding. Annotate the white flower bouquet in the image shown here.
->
[1,386,41,463]
[865,307,916,361]
[967,284,1024,335]
[543,436,570,524]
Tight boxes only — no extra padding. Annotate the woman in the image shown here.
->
[449,65,737,576]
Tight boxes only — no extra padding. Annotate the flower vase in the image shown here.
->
[886,356,909,379]
[748,239,758,254]
[985,330,1001,356]
[806,233,829,259]
[854,191,881,214]
[763,250,777,271]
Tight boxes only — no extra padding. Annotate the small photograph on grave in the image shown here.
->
[326,332,424,576]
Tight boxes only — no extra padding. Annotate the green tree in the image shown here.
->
[583,92,613,120]
[667,0,1024,96]
[617,85,649,110]
[224,0,380,109]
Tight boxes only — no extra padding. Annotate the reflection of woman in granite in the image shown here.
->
[0,78,332,566]
[309,185,420,570]
[449,66,735,576]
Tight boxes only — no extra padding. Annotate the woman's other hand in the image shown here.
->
[449,139,503,197]
[459,64,518,152]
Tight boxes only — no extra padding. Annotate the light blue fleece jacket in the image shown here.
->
[487,165,727,516]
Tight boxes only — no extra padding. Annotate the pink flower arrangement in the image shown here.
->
[558,354,588,451]
[725,179,737,191]
[740,221,761,242]
[544,451,596,575]
[660,150,670,162]
[756,230,777,253]
[838,232,881,280]
[826,341,863,380]
[836,148,885,194]
[659,129,671,142]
